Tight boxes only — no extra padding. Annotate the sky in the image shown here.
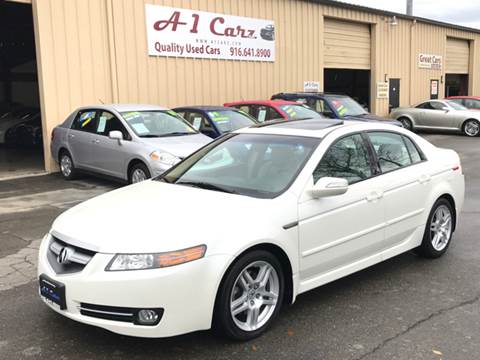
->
[335,0,480,29]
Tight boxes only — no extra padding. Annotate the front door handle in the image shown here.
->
[418,174,431,184]
[366,190,384,202]
[68,134,75,139]
[91,139,100,144]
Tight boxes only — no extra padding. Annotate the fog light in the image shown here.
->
[137,309,159,325]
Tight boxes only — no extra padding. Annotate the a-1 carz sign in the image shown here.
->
[145,4,275,62]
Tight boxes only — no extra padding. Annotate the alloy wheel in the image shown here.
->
[131,169,147,183]
[230,261,279,332]
[430,204,452,251]
[60,155,72,177]
[464,120,479,136]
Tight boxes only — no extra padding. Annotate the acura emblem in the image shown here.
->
[57,247,74,264]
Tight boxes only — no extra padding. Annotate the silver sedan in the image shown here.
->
[390,100,480,136]
[51,104,212,183]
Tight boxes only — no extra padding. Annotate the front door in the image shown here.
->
[420,101,453,128]
[389,79,400,113]
[298,133,385,290]
[90,111,132,178]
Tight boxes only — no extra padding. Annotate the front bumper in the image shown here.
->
[37,234,232,338]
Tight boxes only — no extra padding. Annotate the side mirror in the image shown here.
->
[109,130,123,144]
[308,177,348,199]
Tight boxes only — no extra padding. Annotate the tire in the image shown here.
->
[213,250,284,341]
[59,150,77,180]
[417,198,454,258]
[398,117,413,131]
[128,162,151,184]
[462,119,480,137]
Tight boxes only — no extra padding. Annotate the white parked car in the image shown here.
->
[38,119,464,340]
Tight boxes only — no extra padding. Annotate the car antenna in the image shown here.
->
[98,98,105,104]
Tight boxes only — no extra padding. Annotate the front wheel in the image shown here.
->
[462,119,480,137]
[128,162,151,184]
[417,198,454,258]
[214,250,284,341]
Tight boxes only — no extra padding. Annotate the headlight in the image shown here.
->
[105,245,207,271]
[149,151,180,166]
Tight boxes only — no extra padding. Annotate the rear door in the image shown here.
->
[366,131,430,247]
[90,111,133,178]
[67,110,98,169]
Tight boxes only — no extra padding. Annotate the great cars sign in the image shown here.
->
[145,4,275,62]
[418,53,442,70]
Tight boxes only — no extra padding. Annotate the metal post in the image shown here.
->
[406,0,413,16]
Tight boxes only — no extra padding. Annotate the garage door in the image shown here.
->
[446,38,469,74]
[324,18,371,69]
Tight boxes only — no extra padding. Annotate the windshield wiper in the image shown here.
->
[176,181,236,194]
[378,157,402,167]
[158,132,196,137]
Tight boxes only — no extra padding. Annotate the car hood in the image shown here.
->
[51,180,289,254]
[140,133,212,158]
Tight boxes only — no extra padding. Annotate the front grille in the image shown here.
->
[79,303,164,325]
[47,237,96,274]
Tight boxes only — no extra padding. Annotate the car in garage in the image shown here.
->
[390,99,480,136]
[0,107,39,143]
[446,96,480,111]
[5,112,42,147]
[224,99,323,122]
[173,106,257,138]
[50,104,212,183]
[271,92,402,126]
[39,118,464,340]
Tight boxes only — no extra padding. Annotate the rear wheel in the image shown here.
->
[417,198,454,258]
[462,119,480,137]
[214,250,284,341]
[398,117,413,131]
[59,151,77,180]
[128,162,151,184]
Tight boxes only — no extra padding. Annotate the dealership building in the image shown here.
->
[2,0,480,175]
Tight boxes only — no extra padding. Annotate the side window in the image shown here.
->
[72,110,97,133]
[402,136,423,163]
[449,98,464,107]
[465,99,480,109]
[97,111,130,139]
[416,102,431,109]
[313,134,373,184]
[315,99,335,118]
[368,132,412,173]
[237,105,252,116]
[184,112,212,132]
[430,101,447,110]
[256,106,282,122]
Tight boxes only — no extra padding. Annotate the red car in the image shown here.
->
[446,96,480,110]
[224,99,322,122]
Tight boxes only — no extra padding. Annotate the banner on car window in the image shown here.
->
[145,4,275,62]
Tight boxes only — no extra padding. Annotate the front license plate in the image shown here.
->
[39,274,66,310]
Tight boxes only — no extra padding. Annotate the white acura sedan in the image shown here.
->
[38,119,464,340]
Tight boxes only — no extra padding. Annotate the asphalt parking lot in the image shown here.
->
[0,133,479,360]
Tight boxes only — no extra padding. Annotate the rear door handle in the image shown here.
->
[366,190,384,202]
[418,174,431,184]
[68,134,75,139]
[91,139,99,144]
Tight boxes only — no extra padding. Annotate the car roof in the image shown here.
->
[76,104,169,112]
[273,92,349,98]
[224,99,299,107]
[173,105,235,112]
[446,96,480,100]
[236,118,405,139]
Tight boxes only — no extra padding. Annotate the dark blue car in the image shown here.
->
[173,106,257,138]
[271,92,402,126]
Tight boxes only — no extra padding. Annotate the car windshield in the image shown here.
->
[327,96,368,117]
[121,110,197,137]
[158,134,319,198]
[278,104,321,120]
[445,100,467,110]
[206,110,256,134]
